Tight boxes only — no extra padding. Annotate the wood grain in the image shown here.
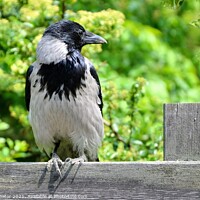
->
[1,162,200,199]
[164,103,200,161]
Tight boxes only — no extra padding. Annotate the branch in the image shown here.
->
[103,119,126,144]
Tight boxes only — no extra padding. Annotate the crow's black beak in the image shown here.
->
[83,31,107,45]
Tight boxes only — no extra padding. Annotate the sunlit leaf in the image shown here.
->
[0,121,10,131]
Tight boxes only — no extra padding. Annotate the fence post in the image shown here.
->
[164,103,200,161]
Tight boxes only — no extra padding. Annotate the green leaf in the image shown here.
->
[0,120,9,131]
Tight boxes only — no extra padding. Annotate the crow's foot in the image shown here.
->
[47,152,63,177]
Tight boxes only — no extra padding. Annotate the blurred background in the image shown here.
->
[0,0,199,161]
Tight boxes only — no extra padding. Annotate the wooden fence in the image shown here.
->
[1,103,200,199]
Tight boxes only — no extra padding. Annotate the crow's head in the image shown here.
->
[43,20,107,51]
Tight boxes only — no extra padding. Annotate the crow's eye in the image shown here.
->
[77,30,84,37]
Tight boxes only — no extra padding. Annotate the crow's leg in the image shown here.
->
[47,142,63,177]
[47,152,63,177]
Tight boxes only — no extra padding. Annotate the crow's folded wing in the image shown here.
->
[25,65,33,111]
[89,66,103,114]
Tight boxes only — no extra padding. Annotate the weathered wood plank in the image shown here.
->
[164,103,200,161]
[0,162,200,199]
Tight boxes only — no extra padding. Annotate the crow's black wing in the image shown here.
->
[89,66,103,114]
[25,65,33,111]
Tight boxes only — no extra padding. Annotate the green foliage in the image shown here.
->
[0,0,199,161]
[162,0,200,29]
[99,77,163,161]
[0,137,30,161]
[162,0,185,9]
[0,120,9,131]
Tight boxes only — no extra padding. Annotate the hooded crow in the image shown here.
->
[25,20,106,175]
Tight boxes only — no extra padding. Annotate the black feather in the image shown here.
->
[25,65,33,111]
[37,51,86,101]
[44,20,85,51]
[90,66,103,114]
